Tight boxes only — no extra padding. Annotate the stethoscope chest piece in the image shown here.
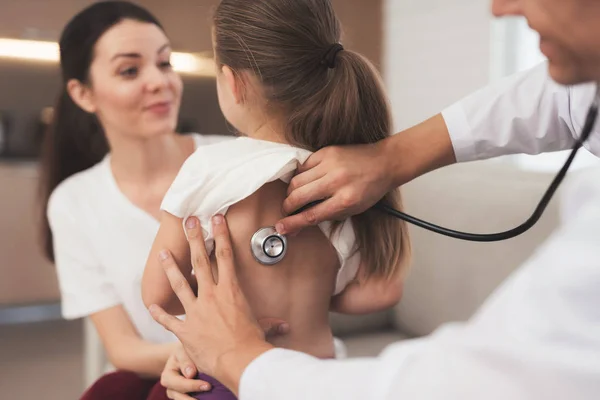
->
[251,227,287,265]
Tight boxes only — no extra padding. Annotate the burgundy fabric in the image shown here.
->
[79,370,168,400]
[147,381,170,400]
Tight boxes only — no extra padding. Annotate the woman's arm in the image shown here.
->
[90,305,176,377]
[329,265,404,315]
[142,211,195,315]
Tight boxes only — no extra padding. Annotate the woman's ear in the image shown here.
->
[221,65,244,104]
[66,79,96,113]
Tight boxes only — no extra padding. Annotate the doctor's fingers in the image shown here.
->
[277,195,351,236]
[211,215,239,286]
[149,303,185,337]
[282,175,332,218]
[158,250,197,309]
[184,217,215,291]
[287,162,327,196]
[296,147,326,174]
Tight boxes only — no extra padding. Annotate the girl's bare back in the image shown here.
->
[213,180,341,358]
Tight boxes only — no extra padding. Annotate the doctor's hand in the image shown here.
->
[149,216,275,396]
[277,114,455,235]
[277,141,397,235]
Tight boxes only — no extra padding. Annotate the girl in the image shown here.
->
[143,0,411,398]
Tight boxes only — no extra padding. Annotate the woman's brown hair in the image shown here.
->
[213,0,410,279]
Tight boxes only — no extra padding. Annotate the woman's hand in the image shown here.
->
[162,320,288,400]
[161,344,210,400]
[149,215,275,396]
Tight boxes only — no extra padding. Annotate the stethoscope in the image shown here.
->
[251,85,600,265]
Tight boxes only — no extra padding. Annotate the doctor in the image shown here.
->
[149,0,600,399]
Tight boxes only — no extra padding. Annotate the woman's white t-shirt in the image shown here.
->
[47,133,229,343]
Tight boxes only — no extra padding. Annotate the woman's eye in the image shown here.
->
[119,66,138,77]
[159,61,173,69]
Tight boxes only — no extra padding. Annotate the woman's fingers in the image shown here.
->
[162,376,210,396]
[161,350,211,397]
[173,346,197,379]
[165,388,200,400]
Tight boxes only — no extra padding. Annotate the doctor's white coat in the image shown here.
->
[239,63,600,400]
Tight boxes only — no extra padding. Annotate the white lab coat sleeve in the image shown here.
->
[240,169,600,400]
[239,340,429,400]
[240,327,553,400]
[442,62,598,162]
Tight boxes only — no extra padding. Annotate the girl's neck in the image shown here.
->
[245,118,288,145]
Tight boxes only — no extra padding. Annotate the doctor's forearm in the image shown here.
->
[384,114,456,187]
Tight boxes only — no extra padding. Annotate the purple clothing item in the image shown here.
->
[190,373,237,400]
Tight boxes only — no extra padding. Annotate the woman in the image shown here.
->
[39,2,227,398]
[143,0,411,398]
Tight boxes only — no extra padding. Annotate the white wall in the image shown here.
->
[384,0,493,131]
[383,3,599,171]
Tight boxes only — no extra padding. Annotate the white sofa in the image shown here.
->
[330,159,562,356]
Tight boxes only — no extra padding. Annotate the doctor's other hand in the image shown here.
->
[161,343,210,400]
[149,216,275,395]
[277,114,455,235]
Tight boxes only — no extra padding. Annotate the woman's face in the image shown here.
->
[74,19,183,139]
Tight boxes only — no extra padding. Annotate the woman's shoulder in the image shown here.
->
[48,157,109,218]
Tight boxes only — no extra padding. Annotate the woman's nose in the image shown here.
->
[145,66,170,92]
